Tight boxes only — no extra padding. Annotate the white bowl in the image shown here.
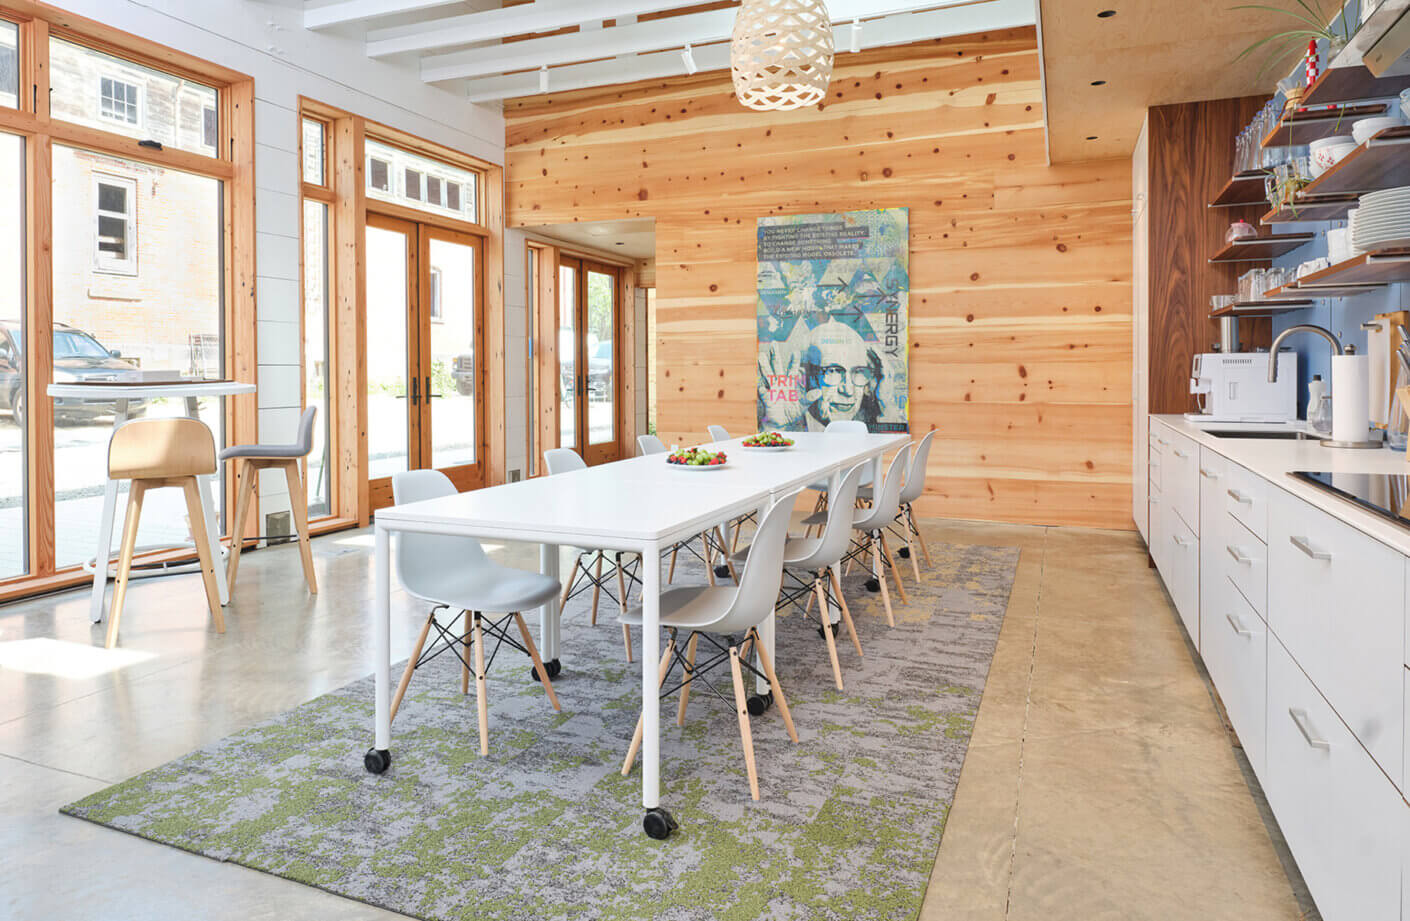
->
[1309,135,1357,173]
[1353,116,1400,144]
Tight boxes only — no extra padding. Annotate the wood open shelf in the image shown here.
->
[1262,194,1361,224]
[1210,171,1270,207]
[1261,103,1389,148]
[1301,64,1410,107]
[1265,281,1385,299]
[1295,249,1410,287]
[1299,127,1410,197]
[1211,300,1315,317]
[1209,232,1316,263]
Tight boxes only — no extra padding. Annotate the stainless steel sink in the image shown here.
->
[1201,430,1310,440]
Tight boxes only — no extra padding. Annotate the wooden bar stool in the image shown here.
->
[224,406,318,595]
[106,417,225,648]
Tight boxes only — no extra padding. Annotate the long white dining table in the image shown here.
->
[368,429,909,837]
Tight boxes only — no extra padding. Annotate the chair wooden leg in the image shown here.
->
[702,533,716,586]
[879,530,909,605]
[586,552,603,626]
[751,628,798,743]
[908,505,933,567]
[815,574,843,691]
[872,533,894,627]
[729,645,761,801]
[667,545,679,584]
[831,567,863,658]
[225,460,255,593]
[621,624,634,663]
[676,632,699,726]
[181,478,225,634]
[282,460,318,593]
[716,527,738,582]
[472,613,489,757]
[105,484,146,649]
[391,612,435,724]
[514,613,561,711]
[622,636,676,775]
[560,556,580,611]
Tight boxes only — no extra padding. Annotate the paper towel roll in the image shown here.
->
[1333,354,1371,443]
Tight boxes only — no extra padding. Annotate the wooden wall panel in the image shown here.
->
[1147,95,1269,414]
[505,26,1135,529]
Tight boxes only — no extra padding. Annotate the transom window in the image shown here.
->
[99,77,139,125]
[365,137,478,222]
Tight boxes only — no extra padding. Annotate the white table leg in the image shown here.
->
[641,540,661,812]
[87,399,130,624]
[540,542,561,662]
[186,396,229,606]
[373,523,391,755]
[756,499,774,694]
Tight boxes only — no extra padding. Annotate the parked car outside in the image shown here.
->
[587,340,612,398]
[0,320,147,427]
[451,351,475,397]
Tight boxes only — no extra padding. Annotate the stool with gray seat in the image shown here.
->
[389,469,562,757]
[223,405,319,595]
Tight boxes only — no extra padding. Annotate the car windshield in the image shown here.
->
[53,330,113,360]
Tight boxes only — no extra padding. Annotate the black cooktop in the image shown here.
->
[1292,471,1410,530]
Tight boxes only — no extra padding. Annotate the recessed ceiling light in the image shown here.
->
[1086,135,1099,140]
[1097,9,1116,17]
[615,242,625,246]
[1090,80,1107,86]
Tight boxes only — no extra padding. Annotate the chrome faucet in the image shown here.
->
[1268,324,1348,382]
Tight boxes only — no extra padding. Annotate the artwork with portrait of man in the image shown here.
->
[755,208,909,433]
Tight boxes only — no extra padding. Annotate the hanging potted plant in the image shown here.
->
[1234,0,1355,77]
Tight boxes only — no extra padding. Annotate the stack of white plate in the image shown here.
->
[1352,186,1410,252]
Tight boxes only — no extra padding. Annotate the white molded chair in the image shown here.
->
[806,420,874,521]
[637,433,736,585]
[706,425,731,442]
[637,434,667,455]
[843,444,913,626]
[620,489,802,801]
[735,461,868,690]
[861,428,937,579]
[390,469,561,756]
[544,447,637,661]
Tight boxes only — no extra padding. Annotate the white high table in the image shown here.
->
[369,430,908,837]
[47,380,256,624]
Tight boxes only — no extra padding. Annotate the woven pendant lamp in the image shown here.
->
[730,0,834,111]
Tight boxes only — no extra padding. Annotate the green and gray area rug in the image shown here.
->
[63,540,1019,921]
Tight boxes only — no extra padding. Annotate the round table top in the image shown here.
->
[47,380,256,399]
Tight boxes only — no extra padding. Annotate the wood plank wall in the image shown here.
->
[1147,96,1271,414]
[505,26,1135,529]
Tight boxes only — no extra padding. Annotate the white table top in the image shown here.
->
[376,431,910,548]
[47,380,255,399]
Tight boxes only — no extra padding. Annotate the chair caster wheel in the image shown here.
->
[817,622,840,639]
[865,577,880,593]
[898,547,910,559]
[746,691,774,716]
[531,658,562,682]
[714,564,731,579]
[364,748,392,774]
[643,807,678,840]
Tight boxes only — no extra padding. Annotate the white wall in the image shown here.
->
[58,0,505,527]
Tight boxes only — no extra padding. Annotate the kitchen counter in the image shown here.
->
[1153,414,1410,556]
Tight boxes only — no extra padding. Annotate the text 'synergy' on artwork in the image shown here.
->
[755,208,909,433]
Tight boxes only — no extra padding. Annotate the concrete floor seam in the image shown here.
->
[1004,527,1048,919]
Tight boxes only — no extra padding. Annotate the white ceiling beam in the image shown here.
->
[425,0,986,83]
[305,0,466,31]
[367,0,707,59]
[468,0,1034,102]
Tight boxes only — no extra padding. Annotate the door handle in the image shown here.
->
[1288,708,1331,750]
[425,375,441,399]
[1225,612,1254,637]
[410,375,420,406]
[1289,536,1332,561]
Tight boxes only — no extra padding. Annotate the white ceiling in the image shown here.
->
[302,0,1039,102]
[525,218,658,261]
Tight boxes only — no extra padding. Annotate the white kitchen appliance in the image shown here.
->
[1187,352,1297,422]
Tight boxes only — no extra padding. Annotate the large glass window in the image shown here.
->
[0,21,18,109]
[365,138,478,223]
[50,145,224,568]
[0,132,25,578]
[49,38,218,157]
[303,200,331,518]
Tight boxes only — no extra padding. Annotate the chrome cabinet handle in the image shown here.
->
[1172,534,1192,547]
[1288,708,1331,750]
[1148,496,1159,504]
[1289,536,1332,561]
[1171,448,1189,458]
[1226,545,1254,565]
[1226,488,1252,505]
[1200,467,1221,479]
[1226,613,1254,637]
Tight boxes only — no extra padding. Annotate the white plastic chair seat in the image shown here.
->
[801,505,864,528]
[619,585,736,630]
[406,561,560,614]
[809,468,871,493]
[730,534,822,567]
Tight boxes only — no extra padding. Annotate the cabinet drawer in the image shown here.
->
[1224,463,1269,543]
[1201,577,1268,779]
[1148,431,1164,490]
[1197,450,1231,658]
[1268,488,1405,780]
[1224,517,1267,619]
[1162,513,1199,643]
[1164,429,1200,537]
[1265,638,1402,921]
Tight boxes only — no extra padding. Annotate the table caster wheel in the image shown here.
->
[746,691,774,716]
[817,622,840,639]
[364,748,392,774]
[865,577,880,593]
[714,564,731,579]
[531,658,563,682]
[643,807,678,840]
[898,546,910,559]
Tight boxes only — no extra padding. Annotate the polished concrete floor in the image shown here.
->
[0,520,1316,920]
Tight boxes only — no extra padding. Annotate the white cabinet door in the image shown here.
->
[1197,449,1230,657]
[1164,428,1200,537]
[1269,487,1405,781]
[1203,574,1268,779]
[1165,514,1200,643]
[1265,637,1402,921]
[1225,463,1270,543]
[1224,517,1268,620]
